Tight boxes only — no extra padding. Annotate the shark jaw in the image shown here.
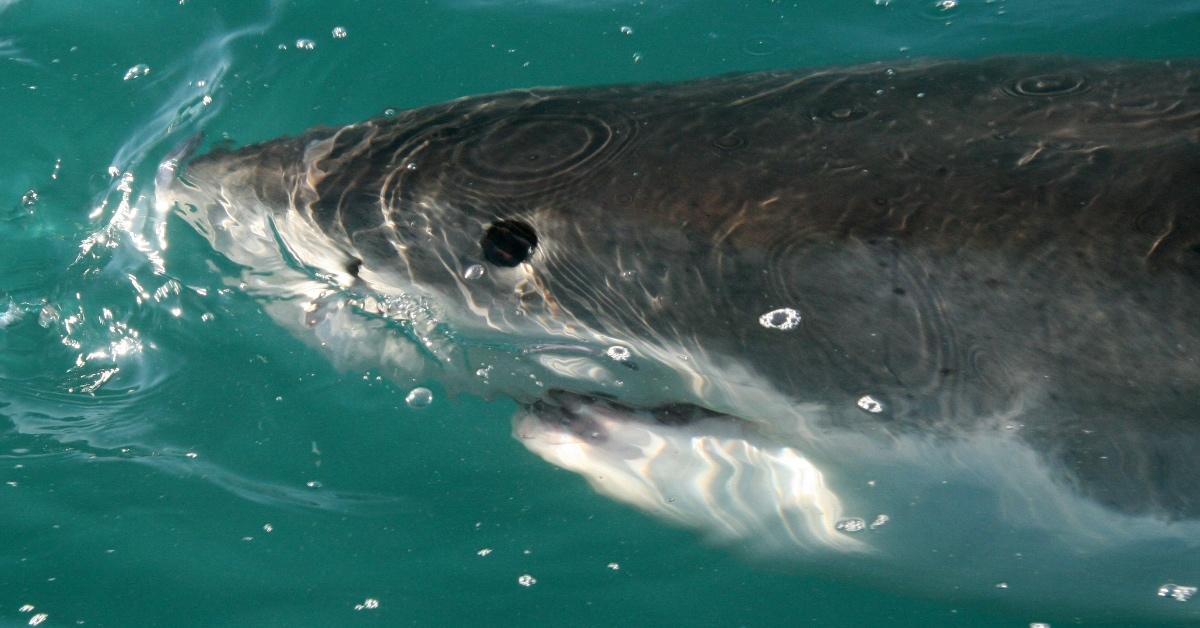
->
[512,390,862,553]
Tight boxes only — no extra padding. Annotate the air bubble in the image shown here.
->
[857,395,884,413]
[632,52,642,63]
[758,307,801,330]
[477,548,492,557]
[295,39,316,51]
[835,518,866,533]
[740,36,781,56]
[619,25,633,35]
[1007,73,1088,97]
[406,387,433,408]
[869,514,889,529]
[518,574,537,587]
[463,264,485,280]
[606,346,631,361]
[331,26,348,39]
[123,63,150,81]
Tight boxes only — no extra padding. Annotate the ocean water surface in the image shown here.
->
[3,1,1200,626]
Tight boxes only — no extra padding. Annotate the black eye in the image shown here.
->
[481,220,538,267]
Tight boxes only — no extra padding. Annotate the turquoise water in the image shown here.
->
[3,1,1200,626]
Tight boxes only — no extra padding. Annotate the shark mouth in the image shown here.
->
[512,390,861,552]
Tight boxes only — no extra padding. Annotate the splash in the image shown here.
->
[0,3,290,508]
[63,1,286,395]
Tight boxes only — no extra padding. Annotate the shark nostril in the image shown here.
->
[481,220,538,267]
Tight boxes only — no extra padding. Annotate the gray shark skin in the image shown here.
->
[160,57,1200,617]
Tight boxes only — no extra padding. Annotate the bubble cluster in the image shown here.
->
[835,518,866,533]
[353,598,379,611]
[295,38,316,51]
[18,606,47,626]
[331,26,348,39]
[20,189,38,206]
[518,574,537,587]
[1158,583,1197,602]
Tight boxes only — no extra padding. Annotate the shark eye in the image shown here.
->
[481,220,538,267]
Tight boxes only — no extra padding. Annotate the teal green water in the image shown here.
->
[3,1,1200,626]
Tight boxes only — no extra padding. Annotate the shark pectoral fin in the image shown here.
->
[512,397,864,552]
